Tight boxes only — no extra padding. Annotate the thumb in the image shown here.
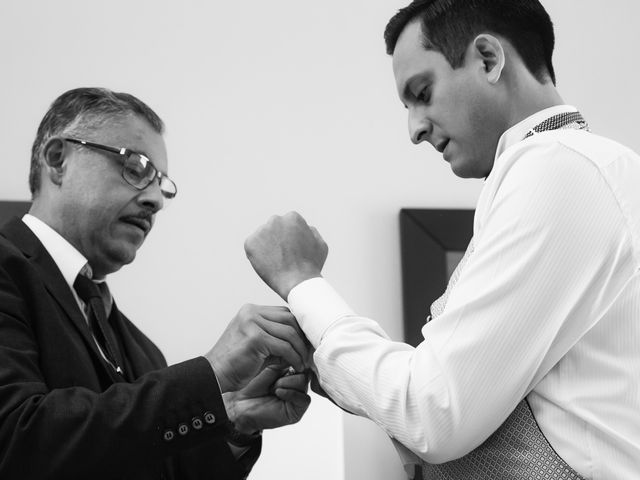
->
[242,365,283,397]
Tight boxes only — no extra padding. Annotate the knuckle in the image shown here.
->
[268,214,281,225]
[286,211,301,222]
[238,303,257,319]
[243,236,253,253]
[245,331,261,348]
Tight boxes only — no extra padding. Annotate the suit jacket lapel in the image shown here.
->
[0,217,122,383]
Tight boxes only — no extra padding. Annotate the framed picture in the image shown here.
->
[399,208,474,347]
[0,201,31,228]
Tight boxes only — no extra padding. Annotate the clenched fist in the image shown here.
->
[244,212,328,299]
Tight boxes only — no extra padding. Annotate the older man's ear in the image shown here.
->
[42,137,68,186]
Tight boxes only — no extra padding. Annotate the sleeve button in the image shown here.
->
[203,412,216,424]
[178,423,189,436]
[163,429,175,442]
[192,417,204,430]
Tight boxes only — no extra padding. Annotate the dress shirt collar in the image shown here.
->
[494,105,578,162]
[22,213,90,289]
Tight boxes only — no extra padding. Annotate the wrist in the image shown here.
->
[225,422,262,447]
[280,272,322,300]
[206,353,233,393]
[222,392,259,435]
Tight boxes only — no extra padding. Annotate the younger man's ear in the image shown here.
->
[42,138,67,186]
[472,34,505,84]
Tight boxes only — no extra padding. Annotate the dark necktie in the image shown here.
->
[73,274,126,377]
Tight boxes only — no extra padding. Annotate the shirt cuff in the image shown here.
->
[227,439,259,460]
[287,277,355,347]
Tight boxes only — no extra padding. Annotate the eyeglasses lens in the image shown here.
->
[122,153,177,199]
[122,154,155,188]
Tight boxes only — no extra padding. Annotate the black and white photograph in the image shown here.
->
[1,1,639,479]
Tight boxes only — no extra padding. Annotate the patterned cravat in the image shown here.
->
[429,111,588,321]
[74,274,125,377]
[524,111,588,139]
[422,112,589,480]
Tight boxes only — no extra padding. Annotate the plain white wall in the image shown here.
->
[1,1,639,479]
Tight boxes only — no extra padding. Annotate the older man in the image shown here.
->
[0,87,311,479]
[245,0,640,479]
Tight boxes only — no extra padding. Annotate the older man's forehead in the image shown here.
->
[106,114,169,172]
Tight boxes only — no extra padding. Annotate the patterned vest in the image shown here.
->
[422,112,589,480]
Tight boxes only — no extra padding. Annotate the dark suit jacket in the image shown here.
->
[0,218,259,479]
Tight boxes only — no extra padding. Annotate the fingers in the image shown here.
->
[242,364,283,397]
[236,303,309,367]
[274,372,311,411]
[229,365,311,429]
[237,366,311,418]
[273,372,309,393]
[257,306,307,342]
[254,313,310,371]
[242,367,309,399]
[208,304,310,392]
[253,330,306,372]
[274,388,312,409]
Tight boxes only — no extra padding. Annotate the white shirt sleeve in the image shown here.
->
[288,140,635,464]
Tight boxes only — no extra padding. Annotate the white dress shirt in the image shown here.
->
[288,106,640,479]
[22,214,89,307]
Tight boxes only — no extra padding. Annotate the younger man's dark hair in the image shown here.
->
[384,0,556,85]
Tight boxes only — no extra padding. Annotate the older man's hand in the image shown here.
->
[244,211,328,300]
[206,304,311,393]
[222,366,311,434]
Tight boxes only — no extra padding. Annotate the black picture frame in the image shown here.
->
[399,208,474,347]
[0,201,31,228]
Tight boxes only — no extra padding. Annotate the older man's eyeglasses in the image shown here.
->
[63,138,177,199]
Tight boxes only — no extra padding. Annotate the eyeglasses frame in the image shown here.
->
[62,137,177,199]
